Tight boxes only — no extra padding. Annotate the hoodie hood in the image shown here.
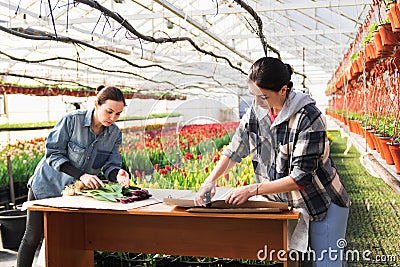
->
[271,89,316,128]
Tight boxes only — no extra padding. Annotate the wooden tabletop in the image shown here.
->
[28,202,300,219]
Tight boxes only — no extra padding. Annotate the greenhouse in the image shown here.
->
[0,0,399,267]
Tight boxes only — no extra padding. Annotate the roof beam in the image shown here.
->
[12,0,370,25]
[247,0,370,12]
[153,0,253,64]
[189,28,358,40]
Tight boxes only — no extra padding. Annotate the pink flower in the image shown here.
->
[134,169,141,178]
[224,173,229,180]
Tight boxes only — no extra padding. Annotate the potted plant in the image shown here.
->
[387,60,400,172]
[0,208,27,250]
[387,0,400,32]
[375,84,395,164]
[378,18,400,47]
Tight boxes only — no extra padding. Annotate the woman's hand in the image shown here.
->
[116,169,130,188]
[194,182,216,206]
[225,184,257,205]
[79,174,104,189]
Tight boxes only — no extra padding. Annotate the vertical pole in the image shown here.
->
[362,51,368,153]
[302,47,306,89]
[6,155,16,208]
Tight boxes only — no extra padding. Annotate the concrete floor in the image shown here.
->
[0,248,18,267]
[0,235,41,267]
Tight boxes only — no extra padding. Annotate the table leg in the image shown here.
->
[44,211,94,267]
[286,220,299,267]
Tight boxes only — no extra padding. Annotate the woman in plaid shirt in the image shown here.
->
[195,57,350,266]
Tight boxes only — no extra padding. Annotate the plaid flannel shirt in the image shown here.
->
[223,102,350,221]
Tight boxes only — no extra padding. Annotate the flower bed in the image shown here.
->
[120,122,256,190]
[0,137,45,205]
[0,122,248,199]
[329,131,400,265]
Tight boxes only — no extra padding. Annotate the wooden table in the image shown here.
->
[29,203,299,267]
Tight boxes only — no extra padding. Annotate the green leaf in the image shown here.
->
[102,183,124,194]
[90,194,113,202]
[79,187,124,202]
[97,192,120,202]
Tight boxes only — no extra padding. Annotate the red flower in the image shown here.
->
[154,164,159,170]
[184,152,194,160]
[165,165,171,171]
[212,154,220,163]
[204,166,209,173]
[159,169,168,175]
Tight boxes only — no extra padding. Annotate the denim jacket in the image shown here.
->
[28,108,123,200]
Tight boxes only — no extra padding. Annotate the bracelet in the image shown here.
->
[256,183,259,196]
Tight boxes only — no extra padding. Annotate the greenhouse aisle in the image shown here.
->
[328,118,400,266]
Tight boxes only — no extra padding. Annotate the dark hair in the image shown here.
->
[248,57,293,92]
[96,85,126,106]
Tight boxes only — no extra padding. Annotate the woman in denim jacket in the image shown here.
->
[17,85,131,267]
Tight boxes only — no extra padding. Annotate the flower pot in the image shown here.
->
[348,120,357,133]
[388,142,400,174]
[356,121,363,136]
[365,42,377,62]
[378,136,394,165]
[350,61,361,79]
[0,209,27,250]
[372,133,382,153]
[389,3,400,32]
[365,130,376,150]
[373,30,394,57]
[388,8,400,32]
[379,23,400,47]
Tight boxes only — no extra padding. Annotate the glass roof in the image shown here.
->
[0,0,372,97]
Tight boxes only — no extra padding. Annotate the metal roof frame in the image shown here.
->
[0,0,372,97]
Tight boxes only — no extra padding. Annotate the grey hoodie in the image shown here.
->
[271,89,316,128]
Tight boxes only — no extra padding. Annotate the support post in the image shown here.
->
[6,155,16,208]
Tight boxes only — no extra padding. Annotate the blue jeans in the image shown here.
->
[307,202,349,267]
